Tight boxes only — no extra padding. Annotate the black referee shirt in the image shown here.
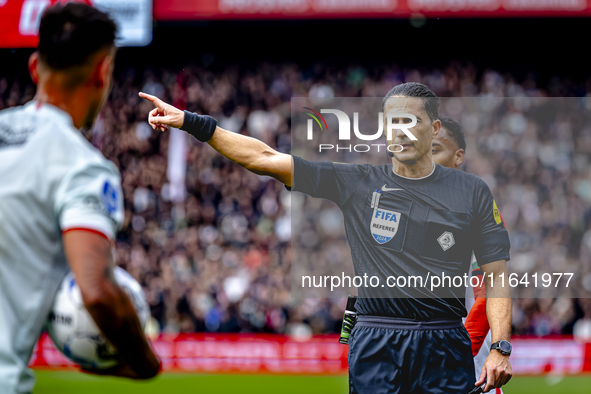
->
[290,156,510,320]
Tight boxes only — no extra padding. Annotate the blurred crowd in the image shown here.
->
[2,59,591,339]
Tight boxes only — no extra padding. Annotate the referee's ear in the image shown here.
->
[454,148,465,168]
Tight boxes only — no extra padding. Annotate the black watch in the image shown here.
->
[491,340,512,356]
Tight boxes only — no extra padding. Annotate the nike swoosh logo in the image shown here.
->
[382,185,403,192]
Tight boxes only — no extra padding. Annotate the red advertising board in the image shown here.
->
[1,0,589,47]
[31,333,349,374]
[0,0,151,48]
[30,333,591,375]
[153,0,591,21]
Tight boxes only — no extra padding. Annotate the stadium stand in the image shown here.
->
[2,59,591,338]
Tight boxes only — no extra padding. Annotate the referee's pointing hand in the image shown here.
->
[139,92,185,132]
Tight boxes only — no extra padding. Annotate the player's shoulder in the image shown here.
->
[0,104,23,119]
[4,102,119,183]
[54,125,105,163]
[55,128,121,182]
[0,104,35,137]
[29,103,115,171]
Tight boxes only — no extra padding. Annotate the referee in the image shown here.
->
[140,82,513,393]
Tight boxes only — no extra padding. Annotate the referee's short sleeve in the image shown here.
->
[287,155,371,207]
[472,178,510,266]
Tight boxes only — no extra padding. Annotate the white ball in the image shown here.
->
[46,266,150,369]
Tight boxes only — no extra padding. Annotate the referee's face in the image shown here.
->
[383,96,440,165]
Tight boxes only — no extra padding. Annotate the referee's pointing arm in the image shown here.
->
[139,92,293,187]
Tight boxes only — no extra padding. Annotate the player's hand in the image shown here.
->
[81,357,161,380]
[475,351,512,392]
[138,92,185,132]
[81,363,139,379]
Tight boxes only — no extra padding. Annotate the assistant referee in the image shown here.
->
[140,82,513,393]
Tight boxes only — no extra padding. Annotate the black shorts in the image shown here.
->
[348,316,475,394]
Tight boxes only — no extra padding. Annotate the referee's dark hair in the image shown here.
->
[439,116,466,152]
[382,82,440,123]
[38,3,117,70]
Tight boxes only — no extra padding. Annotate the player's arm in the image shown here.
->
[476,259,512,393]
[464,262,490,357]
[464,298,489,358]
[138,92,292,187]
[63,230,160,379]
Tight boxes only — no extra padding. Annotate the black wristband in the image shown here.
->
[180,110,218,142]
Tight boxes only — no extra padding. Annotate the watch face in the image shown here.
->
[499,341,512,353]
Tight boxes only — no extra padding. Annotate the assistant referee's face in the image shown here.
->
[383,96,440,165]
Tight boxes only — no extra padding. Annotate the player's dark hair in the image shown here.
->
[38,3,117,70]
[382,82,439,123]
[439,116,466,152]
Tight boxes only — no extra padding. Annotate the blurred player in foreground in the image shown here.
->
[432,116,505,393]
[140,82,512,393]
[0,4,160,393]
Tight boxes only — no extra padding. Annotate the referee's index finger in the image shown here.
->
[138,92,161,105]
